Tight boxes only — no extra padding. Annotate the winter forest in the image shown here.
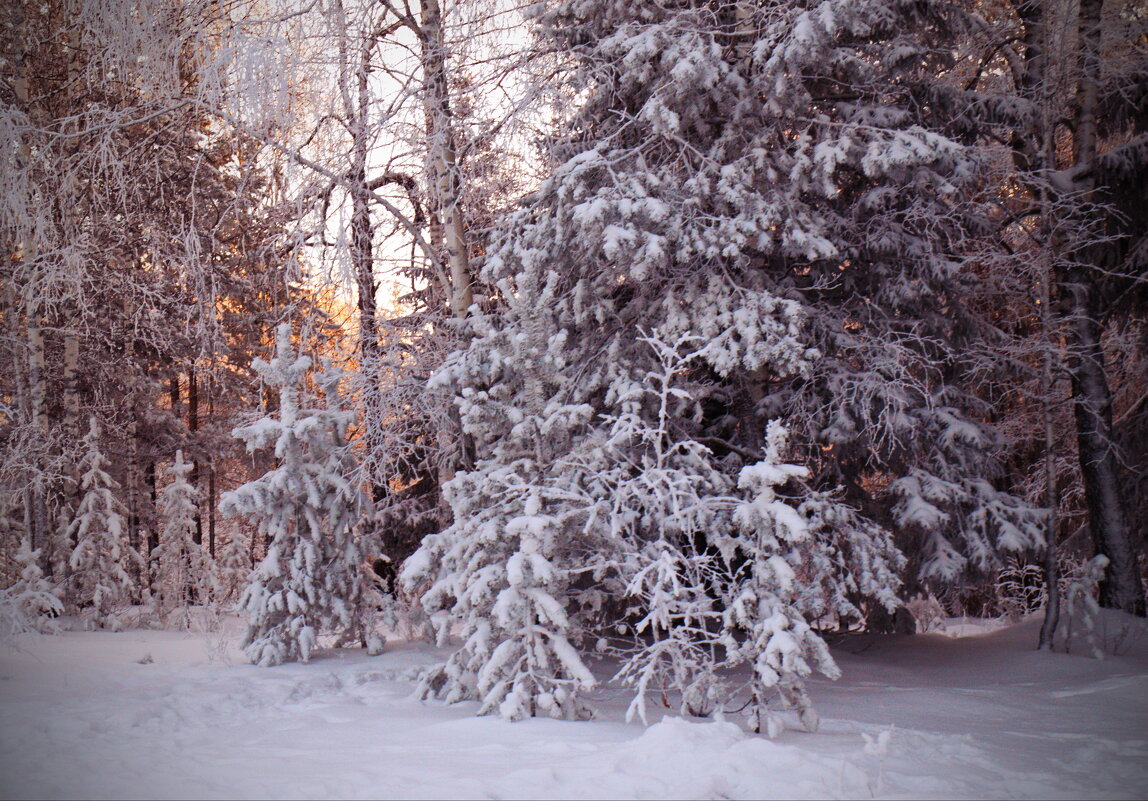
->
[1,0,1147,798]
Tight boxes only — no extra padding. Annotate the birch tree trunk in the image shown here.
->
[417,0,475,487]
[349,41,379,366]
[420,0,472,319]
[24,297,49,551]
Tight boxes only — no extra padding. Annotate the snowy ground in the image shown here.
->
[2,612,1146,800]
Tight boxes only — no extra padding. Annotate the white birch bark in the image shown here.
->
[420,0,472,320]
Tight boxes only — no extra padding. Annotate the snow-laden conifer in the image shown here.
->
[406,0,1036,727]
[0,540,64,636]
[728,0,1049,578]
[598,342,900,732]
[67,417,133,629]
[221,325,381,666]
[153,451,214,629]
[527,0,1045,579]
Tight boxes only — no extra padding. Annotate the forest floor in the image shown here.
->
[1,610,1146,800]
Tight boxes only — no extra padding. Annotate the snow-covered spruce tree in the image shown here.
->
[404,0,1039,725]
[153,451,214,629]
[408,0,1010,725]
[220,325,381,666]
[0,539,64,636]
[67,417,133,629]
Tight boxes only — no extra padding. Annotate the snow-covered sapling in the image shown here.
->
[67,417,134,629]
[221,324,382,666]
[0,539,64,636]
[153,450,214,628]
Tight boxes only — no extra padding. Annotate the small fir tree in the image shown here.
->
[221,324,381,666]
[0,539,64,636]
[153,451,214,628]
[68,417,133,629]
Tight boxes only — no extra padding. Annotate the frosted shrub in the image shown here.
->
[213,526,253,605]
[1058,555,1109,659]
[995,558,1047,621]
[904,595,947,633]
[0,540,63,637]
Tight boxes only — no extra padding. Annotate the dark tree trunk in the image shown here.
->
[1061,0,1145,617]
[1065,272,1146,615]
[145,460,159,556]
[189,368,202,546]
[207,465,216,559]
[207,381,216,559]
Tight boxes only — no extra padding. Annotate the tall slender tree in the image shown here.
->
[227,0,535,569]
